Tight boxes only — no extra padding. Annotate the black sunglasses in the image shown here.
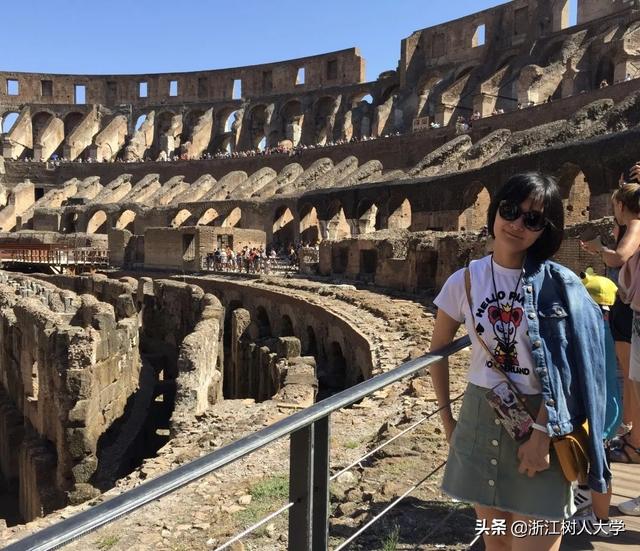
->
[498,200,547,232]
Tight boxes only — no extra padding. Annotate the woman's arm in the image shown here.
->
[429,308,462,442]
[601,218,640,267]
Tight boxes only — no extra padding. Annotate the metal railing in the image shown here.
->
[4,335,471,551]
[0,247,109,266]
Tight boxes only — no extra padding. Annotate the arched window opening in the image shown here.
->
[135,114,147,131]
[273,207,295,248]
[356,202,379,234]
[2,112,20,134]
[115,210,136,232]
[196,208,219,226]
[224,111,239,133]
[317,341,347,400]
[87,211,108,234]
[387,198,412,230]
[458,187,490,231]
[299,205,320,245]
[280,315,294,337]
[171,209,192,228]
[221,207,242,228]
[256,307,272,339]
[305,326,318,356]
[326,207,351,240]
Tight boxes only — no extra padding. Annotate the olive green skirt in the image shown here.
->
[441,383,575,520]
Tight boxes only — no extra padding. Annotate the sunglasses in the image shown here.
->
[498,200,547,232]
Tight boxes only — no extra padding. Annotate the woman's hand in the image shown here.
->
[517,430,551,477]
[442,415,457,444]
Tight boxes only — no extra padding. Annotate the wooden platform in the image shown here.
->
[561,463,640,550]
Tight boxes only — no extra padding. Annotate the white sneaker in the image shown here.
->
[572,512,613,538]
[618,496,640,516]
[573,486,592,512]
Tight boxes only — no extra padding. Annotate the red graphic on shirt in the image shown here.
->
[487,304,523,370]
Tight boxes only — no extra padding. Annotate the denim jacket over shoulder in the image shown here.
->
[523,257,610,493]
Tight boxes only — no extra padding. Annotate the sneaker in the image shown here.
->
[573,486,592,512]
[618,496,640,516]
[572,512,613,538]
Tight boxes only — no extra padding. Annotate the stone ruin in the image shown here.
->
[1,0,640,530]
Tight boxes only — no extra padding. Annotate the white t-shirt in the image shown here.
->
[434,255,542,395]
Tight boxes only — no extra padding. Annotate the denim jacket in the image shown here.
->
[523,256,610,493]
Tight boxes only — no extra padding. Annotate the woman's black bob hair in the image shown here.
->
[487,172,564,261]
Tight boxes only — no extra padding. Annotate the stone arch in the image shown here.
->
[305,325,318,356]
[320,341,348,394]
[280,315,294,337]
[594,55,615,88]
[134,114,147,131]
[539,40,565,67]
[312,96,339,144]
[458,184,490,231]
[273,206,295,247]
[31,111,54,143]
[387,198,412,230]
[196,208,219,226]
[255,306,272,338]
[299,204,320,245]
[171,209,192,228]
[496,54,518,71]
[156,110,177,135]
[221,207,241,228]
[222,298,244,397]
[556,163,591,224]
[115,209,136,231]
[380,84,400,104]
[61,212,79,233]
[247,104,268,149]
[416,74,444,118]
[185,109,205,133]
[454,64,476,82]
[281,99,304,146]
[356,200,380,234]
[1,111,20,134]
[87,210,108,234]
[492,56,520,109]
[223,109,239,132]
[63,112,84,136]
[349,91,374,108]
[326,200,351,240]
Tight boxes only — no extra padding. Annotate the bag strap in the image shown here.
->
[464,267,534,415]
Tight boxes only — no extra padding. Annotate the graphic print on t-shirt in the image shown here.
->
[475,291,529,376]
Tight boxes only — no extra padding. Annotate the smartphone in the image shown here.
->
[485,381,534,441]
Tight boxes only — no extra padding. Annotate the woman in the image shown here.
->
[582,172,640,465]
[430,173,608,550]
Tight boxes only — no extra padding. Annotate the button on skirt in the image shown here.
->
[441,383,575,520]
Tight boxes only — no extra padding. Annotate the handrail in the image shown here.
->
[4,335,471,551]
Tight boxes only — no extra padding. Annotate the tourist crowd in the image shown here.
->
[202,243,317,274]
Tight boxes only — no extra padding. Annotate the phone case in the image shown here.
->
[485,381,534,441]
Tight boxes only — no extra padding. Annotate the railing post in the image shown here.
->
[312,416,330,551]
[289,424,313,551]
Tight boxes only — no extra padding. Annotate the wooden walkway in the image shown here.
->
[561,463,640,550]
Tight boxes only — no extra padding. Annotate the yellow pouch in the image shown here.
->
[552,423,589,485]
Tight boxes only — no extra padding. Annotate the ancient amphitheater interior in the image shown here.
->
[2,0,640,548]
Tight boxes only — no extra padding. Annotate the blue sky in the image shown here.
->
[6,1,514,80]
